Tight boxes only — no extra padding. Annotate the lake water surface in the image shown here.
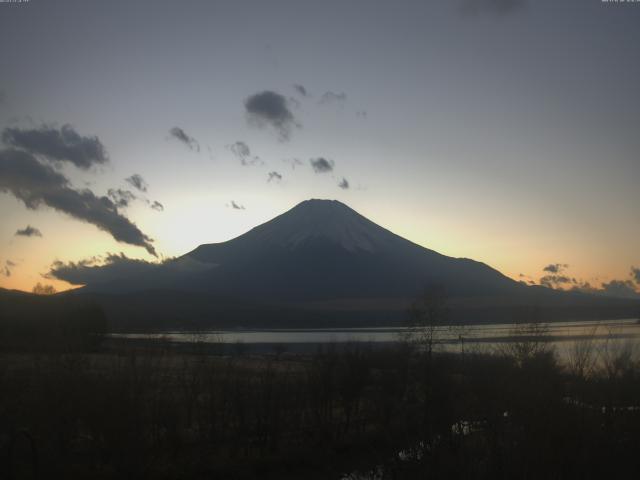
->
[112,318,640,357]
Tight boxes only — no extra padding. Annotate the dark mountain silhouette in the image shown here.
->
[185,199,525,300]
[42,199,638,330]
[83,199,522,299]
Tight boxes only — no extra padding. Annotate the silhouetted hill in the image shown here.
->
[0,288,107,350]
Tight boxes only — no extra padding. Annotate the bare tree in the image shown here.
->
[407,285,448,360]
[501,322,553,366]
[567,324,598,379]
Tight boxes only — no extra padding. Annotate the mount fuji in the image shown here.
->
[69,199,638,328]
[182,199,522,300]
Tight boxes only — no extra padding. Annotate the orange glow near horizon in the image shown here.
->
[1,195,637,295]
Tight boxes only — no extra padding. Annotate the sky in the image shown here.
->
[0,0,639,295]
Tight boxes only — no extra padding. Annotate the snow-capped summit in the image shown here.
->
[240,199,403,253]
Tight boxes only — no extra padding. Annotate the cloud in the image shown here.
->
[48,252,213,287]
[1,124,108,169]
[539,274,572,289]
[356,110,368,118]
[2,259,14,277]
[49,253,161,286]
[319,91,347,105]
[459,0,527,15]
[536,263,640,299]
[338,178,350,189]
[15,225,42,237]
[125,174,148,193]
[267,171,283,183]
[283,158,303,170]
[150,200,164,212]
[310,157,334,173]
[229,200,245,210]
[244,90,298,140]
[228,141,261,166]
[0,149,156,256]
[169,127,200,152]
[600,279,639,299]
[293,84,309,97]
[543,263,568,274]
[107,188,136,208]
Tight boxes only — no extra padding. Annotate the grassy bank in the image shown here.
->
[1,331,640,479]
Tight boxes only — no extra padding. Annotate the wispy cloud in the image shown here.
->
[267,171,283,182]
[0,149,156,256]
[319,91,347,105]
[2,259,15,277]
[125,174,148,193]
[169,126,200,152]
[107,188,137,208]
[228,141,261,166]
[15,225,42,237]
[293,84,309,97]
[150,200,164,212]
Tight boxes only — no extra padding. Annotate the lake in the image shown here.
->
[111,318,640,358]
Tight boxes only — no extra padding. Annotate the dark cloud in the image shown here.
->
[229,200,245,210]
[543,263,568,274]
[228,141,261,166]
[459,0,527,15]
[244,91,298,140]
[169,127,200,152]
[150,200,164,212]
[600,279,639,299]
[48,252,213,287]
[539,275,572,289]
[338,177,350,189]
[293,84,309,97]
[107,188,136,208]
[1,124,108,169]
[49,253,160,286]
[631,267,640,285]
[2,259,15,277]
[125,174,148,193]
[267,171,283,183]
[15,225,42,237]
[0,149,156,256]
[319,91,347,105]
[540,263,640,299]
[356,110,368,118]
[310,157,334,173]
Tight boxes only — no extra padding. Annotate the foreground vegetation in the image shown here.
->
[1,324,640,479]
